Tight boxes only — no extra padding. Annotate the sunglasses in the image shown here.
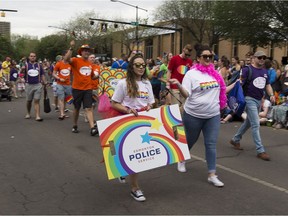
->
[257,56,266,60]
[201,54,213,60]
[133,63,146,68]
[187,48,193,52]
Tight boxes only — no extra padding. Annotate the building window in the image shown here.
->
[145,38,153,59]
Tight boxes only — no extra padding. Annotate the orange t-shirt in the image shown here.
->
[53,61,71,86]
[91,64,100,90]
[70,57,93,90]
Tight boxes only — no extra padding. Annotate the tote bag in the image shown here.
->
[98,92,111,112]
[43,86,51,113]
[227,81,246,117]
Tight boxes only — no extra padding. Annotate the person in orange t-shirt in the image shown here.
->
[82,54,100,123]
[52,54,72,120]
[64,40,99,136]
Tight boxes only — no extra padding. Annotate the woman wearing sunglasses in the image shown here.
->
[169,44,227,187]
[111,54,155,201]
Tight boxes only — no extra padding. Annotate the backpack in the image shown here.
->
[116,61,126,69]
[241,65,253,96]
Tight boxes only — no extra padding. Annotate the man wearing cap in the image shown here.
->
[64,40,99,136]
[230,50,275,161]
[52,54,72,120]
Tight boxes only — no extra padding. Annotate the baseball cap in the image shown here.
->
[77,44,93,55]
[254,51,266,57]
[55,55,62,61]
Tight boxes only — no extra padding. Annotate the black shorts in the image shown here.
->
[72,89,93,110]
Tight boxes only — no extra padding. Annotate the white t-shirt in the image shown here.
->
[111,79,155,110]
[182,68,220,118]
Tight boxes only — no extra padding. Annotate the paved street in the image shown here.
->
[0,93,288,215]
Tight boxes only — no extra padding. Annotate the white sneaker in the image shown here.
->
[118,177,126,183]
[208,175,224,187]
[131,189,146,202]
[177,161,186,173]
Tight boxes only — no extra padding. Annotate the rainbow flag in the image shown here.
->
[65,95,74,104]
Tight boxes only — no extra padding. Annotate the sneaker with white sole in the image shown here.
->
[177,161,186,173]
[118,177,126,183]
[208,175,224,187]
[131,189,146,202]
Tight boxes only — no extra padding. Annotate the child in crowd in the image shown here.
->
[17,73,25,97]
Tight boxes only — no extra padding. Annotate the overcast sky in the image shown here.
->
[1,0,162,38]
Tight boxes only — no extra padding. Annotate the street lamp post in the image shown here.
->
[110,0,147,53]
[0,9,17,17]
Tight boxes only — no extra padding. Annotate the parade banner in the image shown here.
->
[97,104,190,180]
[98,67,126,98]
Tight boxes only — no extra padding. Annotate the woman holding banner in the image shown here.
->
[111,54,155,201]
[169,44,226,187]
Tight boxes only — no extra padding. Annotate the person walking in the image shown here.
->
[169,44,226,187]
[52,54,72,120]
[166,44,193,110]
[1,57,11,81]
[111,54,155,201]
[23,52,47,121]
[64,40,99,136]
[230,51,275,161]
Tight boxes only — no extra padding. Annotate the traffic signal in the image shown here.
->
[100,23,108,32]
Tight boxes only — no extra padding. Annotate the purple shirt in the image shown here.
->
[242,65,269,100]
[25,62,44,84]
[10,68,18,81]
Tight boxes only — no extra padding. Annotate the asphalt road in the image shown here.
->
[0,93,288,215]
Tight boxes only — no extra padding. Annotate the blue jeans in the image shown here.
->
[232,96,265,154]
[183,111,220,173]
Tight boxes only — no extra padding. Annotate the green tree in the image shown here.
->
[36,34,67,61]
[11,34,39,60]
[0,36,15,60]
[154,0,219,47]
[213,1,288,48]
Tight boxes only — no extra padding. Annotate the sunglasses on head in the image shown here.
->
[133,63,146,68]
[201,54,213,60]
[257,56,266,60]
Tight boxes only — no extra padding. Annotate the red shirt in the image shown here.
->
[168,55,193,89]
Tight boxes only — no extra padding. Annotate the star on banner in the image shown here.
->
[150,118,162,131]
[141,132,152,144]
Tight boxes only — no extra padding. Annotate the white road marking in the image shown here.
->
[191,155,288,194]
